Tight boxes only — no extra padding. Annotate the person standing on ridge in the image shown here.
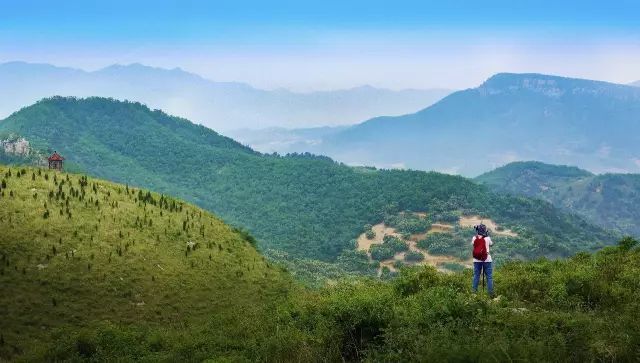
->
[471,224,494,297]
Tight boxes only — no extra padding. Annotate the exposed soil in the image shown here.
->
[356,223,400,252]
[357,216,471,275]
[358,212,517,275]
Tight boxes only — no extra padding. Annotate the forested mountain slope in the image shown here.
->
[477,161,640,236]
[0,97,616,269]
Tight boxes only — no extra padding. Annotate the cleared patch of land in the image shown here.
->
[356,223,400,252]
[357,216,471,274]
[357,212,518,275]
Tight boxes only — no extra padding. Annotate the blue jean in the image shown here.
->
[472,262,494,296]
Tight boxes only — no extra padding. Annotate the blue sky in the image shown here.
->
[2,0,639,90]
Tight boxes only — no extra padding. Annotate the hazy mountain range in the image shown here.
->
[0,61,451,130]
[237,73,640,176]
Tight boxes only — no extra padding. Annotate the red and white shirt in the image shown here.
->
[471,235,493,263]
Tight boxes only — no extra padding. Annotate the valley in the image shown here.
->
[0,97,618,284]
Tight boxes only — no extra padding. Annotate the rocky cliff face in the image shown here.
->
[1,136,31,156]
[0,135,47,166]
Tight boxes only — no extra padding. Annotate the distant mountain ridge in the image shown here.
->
[0,61,451,130]
[273,73,640,176]
[477,161,640,236]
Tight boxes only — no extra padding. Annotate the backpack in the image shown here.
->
[473,236,488,261]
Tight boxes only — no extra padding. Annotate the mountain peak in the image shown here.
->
[478,72,640,98]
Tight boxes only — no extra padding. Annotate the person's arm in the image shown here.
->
[487,236,493,246]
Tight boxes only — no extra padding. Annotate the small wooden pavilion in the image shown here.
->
[48,151,64,171]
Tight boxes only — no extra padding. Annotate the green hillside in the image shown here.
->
[0,97,617,274]
[1,166,638,361]
[0,165,300,361]
[477,161,640,236]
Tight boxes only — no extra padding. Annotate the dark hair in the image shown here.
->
[474,224,489,237]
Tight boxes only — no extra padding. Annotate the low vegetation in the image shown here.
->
[2,166,640,361]
[418,232,469,260]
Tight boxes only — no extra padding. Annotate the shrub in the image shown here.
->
[383,236,409,253]
[75,334,97,358]
[418,233,467,259]
[618,236,638,251]
[405,251,425,262]
[431,211,459,223]
[440,262,465,272]
[370,245,395,261]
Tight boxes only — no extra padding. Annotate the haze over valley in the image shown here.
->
[0,61,451,131]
